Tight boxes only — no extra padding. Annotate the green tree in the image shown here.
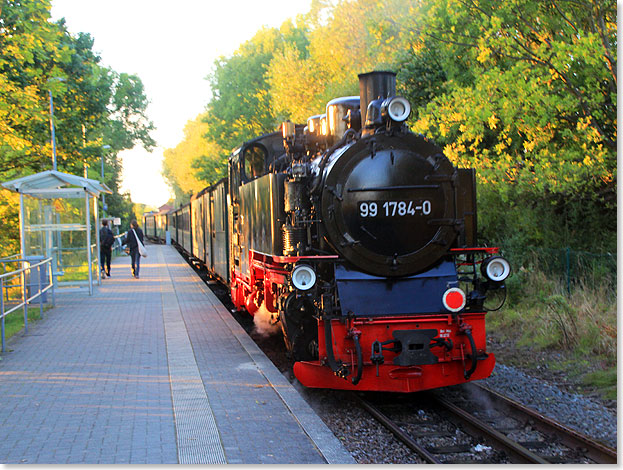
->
[411,0,616,251]
[0,0,155,255]
[0,0,63,174]
[167,0,615,254]
[268,0,415,123]
[185,19,310,190]
[163,113,223,204]
[204,20,309,153]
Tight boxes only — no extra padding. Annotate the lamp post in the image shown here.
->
[101,145,111,217]
[47,77,66,172]
[49,90,57,171]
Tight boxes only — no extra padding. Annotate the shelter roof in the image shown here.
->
[1,170,112,199]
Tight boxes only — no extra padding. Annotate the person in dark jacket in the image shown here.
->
[99,219,114,277]
[123,219,144,279]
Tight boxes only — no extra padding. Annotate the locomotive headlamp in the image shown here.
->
[291,264,316,291]
[481,256,511,282]
[382,96,411,123]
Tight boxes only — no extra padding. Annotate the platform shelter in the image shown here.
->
[1,170,111,294]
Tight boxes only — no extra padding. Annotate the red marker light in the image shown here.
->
[442,288,466,312]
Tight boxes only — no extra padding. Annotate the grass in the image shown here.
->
[0,304,50,347]
[582,369,617,400]
[488,266,617,402]
[59,264,92,282]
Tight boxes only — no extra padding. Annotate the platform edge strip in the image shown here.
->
[160,248,227,464]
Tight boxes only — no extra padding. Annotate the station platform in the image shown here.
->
[0,244,355,464]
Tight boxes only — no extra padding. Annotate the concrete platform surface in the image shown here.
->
[0,244,355,464]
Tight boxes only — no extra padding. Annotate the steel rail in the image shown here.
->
[468,383,617,464]
[429,393,550,464]
[351,393,443,464]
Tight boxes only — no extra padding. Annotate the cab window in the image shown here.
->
[243,144,267,181]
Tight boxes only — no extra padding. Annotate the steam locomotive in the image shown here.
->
[145,71,511,393]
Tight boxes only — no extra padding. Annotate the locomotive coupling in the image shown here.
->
[370,339,401,377]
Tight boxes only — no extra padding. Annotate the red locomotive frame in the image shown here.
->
[230,248,498,393]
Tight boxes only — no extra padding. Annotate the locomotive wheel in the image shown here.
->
[280,293,318,361]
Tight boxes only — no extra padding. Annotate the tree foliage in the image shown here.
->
[268,0,412,122]
[162,113,224,203]
[0,0,155,256]
[167,20,310,202]
[410,0,616,250]
[177,0,615,252]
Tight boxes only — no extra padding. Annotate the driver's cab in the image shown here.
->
[228,131,286,201]
[227,132,288,272]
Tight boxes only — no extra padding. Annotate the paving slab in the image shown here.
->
[0,244,354,464]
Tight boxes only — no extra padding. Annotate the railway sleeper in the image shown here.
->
[425,444,473,454]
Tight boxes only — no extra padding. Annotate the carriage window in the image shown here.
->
[243,144,267,181]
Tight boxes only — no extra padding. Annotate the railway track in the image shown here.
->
[188,258,616,464]
[462,383,617,464]
[353,384,616,464]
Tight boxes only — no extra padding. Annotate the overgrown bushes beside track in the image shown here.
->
[505,247,616,298]
[487,246,617,400]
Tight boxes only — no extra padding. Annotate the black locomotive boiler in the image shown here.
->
[146,71,511,393]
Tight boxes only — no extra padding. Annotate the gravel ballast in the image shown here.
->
[480,363,617,448]
[301,362,617,463]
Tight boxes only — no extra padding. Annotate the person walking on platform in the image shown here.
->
[99,219,114,278]
[123,220,144,279]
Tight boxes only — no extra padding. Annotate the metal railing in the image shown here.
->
[0,257,54,353]
[89,232,127,258]
[113,232,128,256]
[506,246,617,296]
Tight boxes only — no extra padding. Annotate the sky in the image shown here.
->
[50,0,312,208]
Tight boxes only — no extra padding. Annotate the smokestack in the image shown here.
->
[358,71,396,127]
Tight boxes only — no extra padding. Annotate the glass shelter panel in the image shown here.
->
[23,194,96,286]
